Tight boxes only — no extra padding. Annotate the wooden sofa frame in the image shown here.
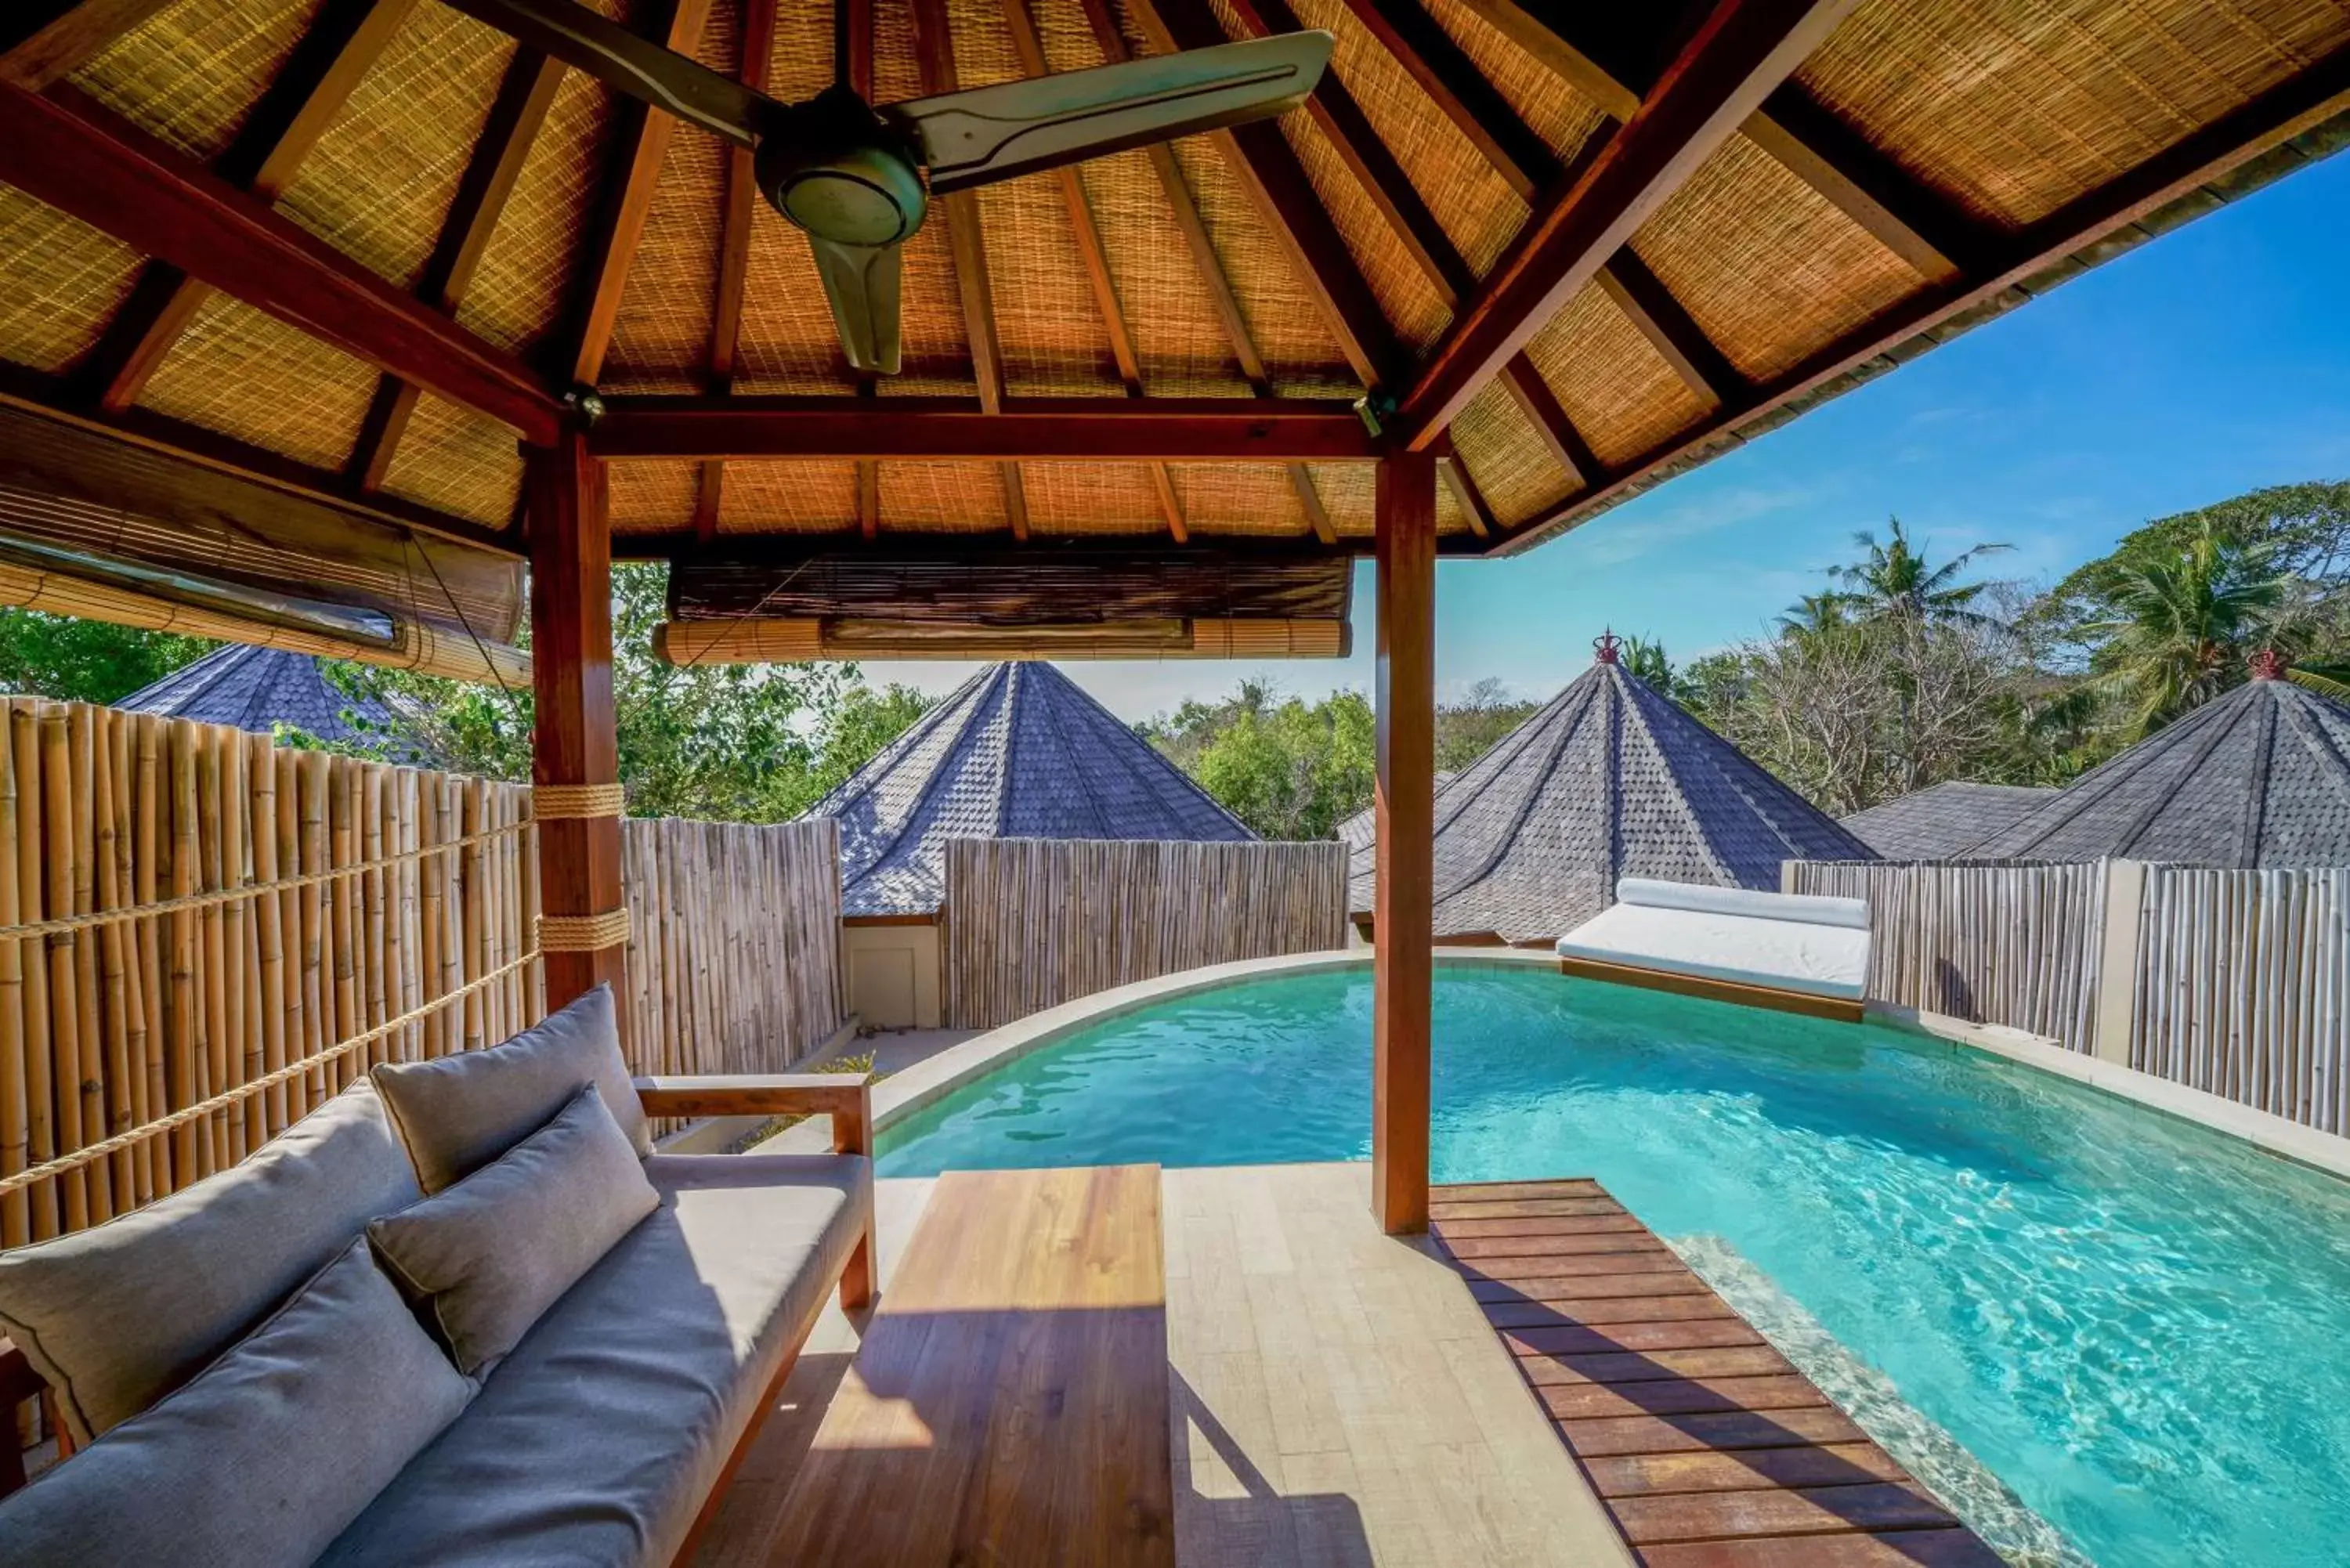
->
[0,1070,877,1568]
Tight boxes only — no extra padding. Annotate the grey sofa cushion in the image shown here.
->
[320,1152,872,1568]
[0,1238,472,1568]
[372,984,649,1194]
[0,1080,419,1444]
[368,1086,659,1376]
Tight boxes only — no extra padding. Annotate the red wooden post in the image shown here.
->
[1372,450,1435,1234]
[525,430,627,1041]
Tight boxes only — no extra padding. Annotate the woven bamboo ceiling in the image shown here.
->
[0,0,2345,646]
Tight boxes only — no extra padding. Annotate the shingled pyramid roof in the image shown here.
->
[1350,651,1873,943]
[1965,669,2350,867]
[800,663,1253,917]
[115,644,425,757]
[1842,782,2059,860]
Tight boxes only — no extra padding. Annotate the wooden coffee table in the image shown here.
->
[763,1164,1175,1566]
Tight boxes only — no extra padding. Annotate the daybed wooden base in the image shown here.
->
[1559,956,1865,1024]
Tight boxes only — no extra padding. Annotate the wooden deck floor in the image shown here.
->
[1429,1180,2003,1568]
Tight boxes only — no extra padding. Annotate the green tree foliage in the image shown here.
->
[0,611,213,703]
[1434,677,1541,771]
[1824,516,2011,625]
[324,564,932,822]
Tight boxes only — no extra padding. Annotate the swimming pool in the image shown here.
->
[879,963,2350,1568]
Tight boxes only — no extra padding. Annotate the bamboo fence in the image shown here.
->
[618,818,845,1077]
[1784,859,2106,1047]
[0,698,538,1251]
[942,837,1350,1030]
[2134,866,2350,1135]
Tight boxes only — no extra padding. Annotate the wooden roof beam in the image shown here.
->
[0,82,564,443]
[1592,247,1742,406]
[587,398,1381,461]
[82,0,418,414]
[691,0,776,545]
[1437,453,1492,539]
[1002,0,1185,544]
[1393,0,1860,449]
[1496,42,2350,554]
[1,1,179,91]
[1073,0,1333,546]
[1136,0,1408,392]
[350,48,564,492]
[913,0,1027,541]
[568,0,717,388]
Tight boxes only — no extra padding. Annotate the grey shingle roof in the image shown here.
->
[1841,781,2059,859]
[114,645,421,755]
[1964,674,2350,867]
[1349,659,1875,941]
[798,662,1255,916]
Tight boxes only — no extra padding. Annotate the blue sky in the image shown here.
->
[890,150,2350,722]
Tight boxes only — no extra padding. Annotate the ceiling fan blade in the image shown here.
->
[807,237,903,375]
[436,0,772,148]
[895,32,1332,197]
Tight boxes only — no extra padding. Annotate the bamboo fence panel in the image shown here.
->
[0,699,540,1244]
[1784,859,2106,1048]
[2134,867,2350,1134]
[618,818,846,1079]
[942,838,1350,1031]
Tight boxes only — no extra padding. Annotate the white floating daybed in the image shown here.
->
[1555,877,1872,1022]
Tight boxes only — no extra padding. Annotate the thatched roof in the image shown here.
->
[0,0,2344,663]
[1965,673,2350,868]
[1841,780,2057,859]
[797,659,1250,915]
[1349,652,1873,942]
[114,641,433,757]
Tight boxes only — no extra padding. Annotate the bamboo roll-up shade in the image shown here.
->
[652,615,1348,663]
[0,561,531,685]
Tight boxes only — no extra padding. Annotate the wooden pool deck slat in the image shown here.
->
[1430,1181,2006,1568]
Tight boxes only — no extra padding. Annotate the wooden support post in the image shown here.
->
[1372,450,1435,1235]
[525,431,627,1039]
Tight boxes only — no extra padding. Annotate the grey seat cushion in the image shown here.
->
[0,1239,472,1568]
[0,1081,420,1443]
[372,984,650,1194]
[369,1086,660,1377]
[320,1153,871,1568]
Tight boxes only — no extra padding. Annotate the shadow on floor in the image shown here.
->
[1170,1369,1372,1568]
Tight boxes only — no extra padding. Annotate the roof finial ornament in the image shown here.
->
[1593,627,1621,665]
[2249,647,2288,681]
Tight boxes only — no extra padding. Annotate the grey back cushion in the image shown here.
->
[367,1085,659,1377]
[371,984,649,1194]
[0,1238,472,1568]
[0,1080,420,1445]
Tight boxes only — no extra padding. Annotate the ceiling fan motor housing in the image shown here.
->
[758,89,928,247]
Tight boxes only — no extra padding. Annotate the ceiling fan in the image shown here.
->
[439,0,1333,375]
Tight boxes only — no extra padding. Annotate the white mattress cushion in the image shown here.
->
[1556,901,1871,1000]
[1614,876,1871,931]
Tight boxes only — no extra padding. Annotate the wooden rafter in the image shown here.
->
[1455,0,1984,284]
[1499,42,2350,554]
[691,0,775,544]
[1394,0,1861,447]
[1075,0,1337,544]
[1436,452,1492,539]
[1137,0,1406,392]
[588,397,1379,461]
[1001,0,1185,544]
[1337,0,1554,204]
[1224,0,1589,509]
[913,0,1027,541]
[0,0,179,91]
[0,82,564,443]
[350,47,564,491]
[1591,247,1741,406]
[82,0,417,414]
[567,0,718,388]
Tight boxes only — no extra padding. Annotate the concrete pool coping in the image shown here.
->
[768,946,2350,1185]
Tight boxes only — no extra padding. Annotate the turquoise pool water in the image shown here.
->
[879,964,2350,1568]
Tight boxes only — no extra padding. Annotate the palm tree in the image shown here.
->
[1618,635,1685,703]
[1777,591,1851,636]
[2084,521,2313,735]
[1829,517,2011,625]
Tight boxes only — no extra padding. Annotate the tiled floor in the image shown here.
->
[692,1162,1635,1567]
